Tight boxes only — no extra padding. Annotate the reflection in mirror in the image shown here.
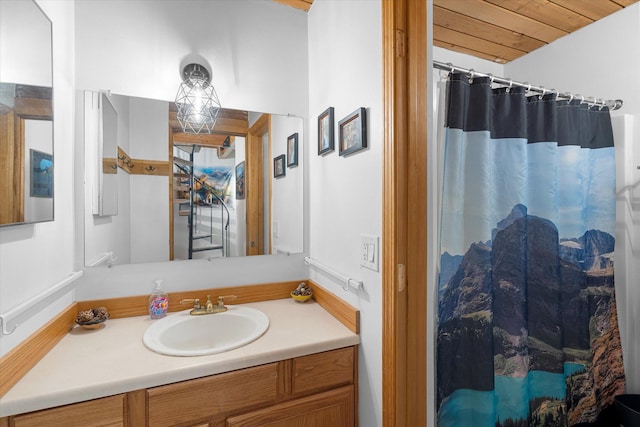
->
[94,93,118,216]
[0,0,53,227]
[0,83,54,226]
[81,92,303,267]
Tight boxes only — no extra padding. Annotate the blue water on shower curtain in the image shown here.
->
[439,364,586,427]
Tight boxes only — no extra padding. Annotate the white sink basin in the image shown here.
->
[143,306,269,356]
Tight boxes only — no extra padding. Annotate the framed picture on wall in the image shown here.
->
[30,149,54,198]
[287,133,299,167]
[235,161,245,200]
[317,107,334,155]
[274,155,286,178]
[338,107,367,157]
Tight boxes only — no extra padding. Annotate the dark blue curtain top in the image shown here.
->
[445,72,614,149]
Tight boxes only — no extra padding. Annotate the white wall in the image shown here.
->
[505,3,640,393]
[307,1,382,425]
[0,0,76,357]
[0,0,52,86]
[74,0,309,117]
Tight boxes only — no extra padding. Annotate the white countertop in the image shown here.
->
[0,299,359,417]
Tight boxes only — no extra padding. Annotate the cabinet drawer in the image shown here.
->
[293,347,354,396]
[147,363,279,426]
[10,394,125,427]
[227,385,355,427]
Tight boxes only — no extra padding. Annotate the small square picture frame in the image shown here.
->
[287,133,299,167]
[317,107,334,156]
[274,154,286,178]
[339,107,367,157]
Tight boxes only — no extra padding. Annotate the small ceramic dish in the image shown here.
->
[76,316,108,330]
[290,290,313,303]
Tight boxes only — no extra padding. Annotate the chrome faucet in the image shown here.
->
[180,295,237,315]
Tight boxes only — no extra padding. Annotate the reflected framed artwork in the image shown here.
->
[287,133,298,167]
[317,107,334,155]
[235,161,245,200]
[274,155,286,178]
[339,107,367,157]
[30,149,54,197]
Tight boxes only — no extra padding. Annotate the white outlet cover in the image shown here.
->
[360,234,379,271]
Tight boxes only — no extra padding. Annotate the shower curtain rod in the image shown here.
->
[433,60,623,111]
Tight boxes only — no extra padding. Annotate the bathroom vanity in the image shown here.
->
[0,298,359,426]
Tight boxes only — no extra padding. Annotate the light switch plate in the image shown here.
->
[360,234,379,271]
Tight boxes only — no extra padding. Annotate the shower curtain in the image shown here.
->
[436,73,626,427]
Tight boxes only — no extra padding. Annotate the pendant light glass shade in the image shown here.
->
[175,63,221,134]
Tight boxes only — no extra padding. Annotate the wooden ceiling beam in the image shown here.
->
[169,111,248,136]
[172,132,235,148]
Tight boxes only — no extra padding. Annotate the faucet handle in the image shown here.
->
[217,295,237,306]
[179,298,201,309]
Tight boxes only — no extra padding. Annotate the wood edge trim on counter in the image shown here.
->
[77,280,359,334]
[308,280,360,334]
[77,280,304,319]
[0,303,78,399]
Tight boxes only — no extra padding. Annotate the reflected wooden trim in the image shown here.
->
[0,304,77,399]
[169,126,175,261]
[246,114,270,256]
[169,111,248,137]
[117,146,169,176]
[102,158,118,174]
[14,98,52,120]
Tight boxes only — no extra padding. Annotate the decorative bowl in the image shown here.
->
[76,316,108,330]
[290,290,313,303]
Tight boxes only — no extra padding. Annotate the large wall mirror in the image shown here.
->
[0,0,54,227]
[80,92,304,266]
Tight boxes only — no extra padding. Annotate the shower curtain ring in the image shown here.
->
[506,79,513,93]
[468,69,475,83]
[487,73,494,85]
[538,87,546,100]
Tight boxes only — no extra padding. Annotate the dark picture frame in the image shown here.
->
[274,154,286,178]
[338,107,367,157]
[317,107,334,155]
[30,149,54,198]
[287,133,299,167]
[235,161,245,199]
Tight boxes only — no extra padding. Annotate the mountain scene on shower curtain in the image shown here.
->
[437,204,625,427]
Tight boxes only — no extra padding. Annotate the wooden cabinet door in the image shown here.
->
[226,385,354,427]
[10,394,126,427]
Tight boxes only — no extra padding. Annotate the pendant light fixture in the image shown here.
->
[175,63,221,134]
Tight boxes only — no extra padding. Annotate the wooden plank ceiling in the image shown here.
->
[434,0,639,63]
[275,0,638,64]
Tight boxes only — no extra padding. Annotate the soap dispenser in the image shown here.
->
[149,280,168,319]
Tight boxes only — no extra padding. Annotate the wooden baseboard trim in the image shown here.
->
[308,280,359,334]
[0,303,78,399]
[77,280,307,319]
